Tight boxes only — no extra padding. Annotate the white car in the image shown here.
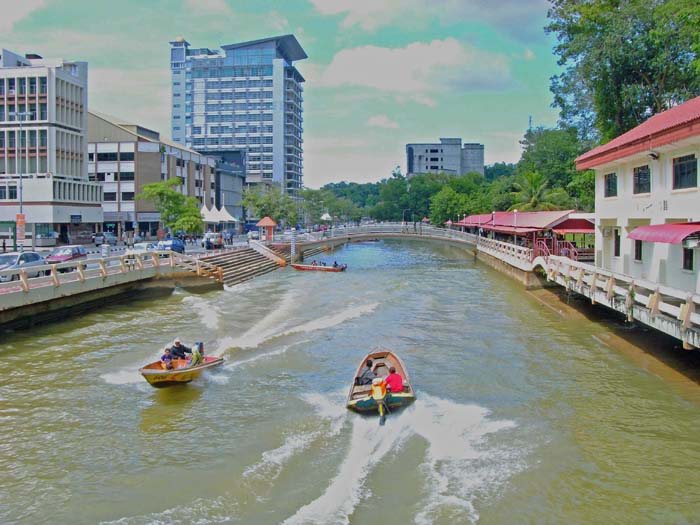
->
[125,242,158,261]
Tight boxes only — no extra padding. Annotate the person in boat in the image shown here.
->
[170,339,192,360]
[311,260,317,266]
[160,347,173,370]
[385,366,403,393]
[356,359,376,385]
[188,343,203,367]
[333,261,338,268]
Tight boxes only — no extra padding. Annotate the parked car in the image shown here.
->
[201,232,223,249]
[247,230,260,240]
[0,251,46,281]
[157,238,185,254]
[94,232,118,245]
[45,245,88,272]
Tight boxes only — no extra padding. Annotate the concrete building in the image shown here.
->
[169,35,306,199]
[88,111,219,237]
[576,96,700,292]
[406,138,484,178]
[0,49,102,247]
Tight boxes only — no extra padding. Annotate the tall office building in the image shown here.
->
[169,35,306,199]
[0,49,102,247]
[406,138,485,178]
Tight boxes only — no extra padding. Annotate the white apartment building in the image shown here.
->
[169,35,306,198]
[88,111,217,237]
[577,96,700,293]
[0,49,102,247]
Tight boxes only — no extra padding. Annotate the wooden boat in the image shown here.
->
[291,263,347,272]
[139,356,224,388]
[346,350,415,424]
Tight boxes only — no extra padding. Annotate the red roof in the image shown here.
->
[456,210,574,234]
[551,218,594,235]
[628,223,700,244]
[256,216,277,227]
[576,96,700,170]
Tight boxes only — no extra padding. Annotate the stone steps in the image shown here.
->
[201,248,283,287]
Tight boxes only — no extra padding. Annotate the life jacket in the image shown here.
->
[371,377,387,400]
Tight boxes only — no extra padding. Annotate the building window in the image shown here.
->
[96,152,118,162]
[0,187,5,199]
[633,165,651,194]
[88,152,94,162]
[104,192,116,201]
[683,248,694,271]
[614,228,621,257]
[634,240,643,261]
[673,154,697,189]
[119,172,135,181]
[604,173,618,197]
[119,152,134,162]
[121,192,134,201]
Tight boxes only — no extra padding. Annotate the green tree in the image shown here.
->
[137,178,204,233]
[243,185,298,225]
[567,170,595,211]
[429,186,469,225]
[547,0,700,142]
[517,126,585,189]
[485,162,516,181]
[509,171,571,211]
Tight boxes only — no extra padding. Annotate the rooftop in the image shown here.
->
[221,35,307,61]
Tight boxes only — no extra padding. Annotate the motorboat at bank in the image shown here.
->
[346,349,415,424]
[291,263,347,272]
[139,343,224,387]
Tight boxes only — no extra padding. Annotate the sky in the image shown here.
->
[2,0,562,188]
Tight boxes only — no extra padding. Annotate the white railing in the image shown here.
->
[0,251,221,297]
[546,255,700,348]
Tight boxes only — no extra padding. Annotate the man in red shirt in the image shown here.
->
[385,366,403,394]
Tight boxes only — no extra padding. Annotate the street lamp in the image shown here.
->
[513,209,518,246]
[9,111,33,251]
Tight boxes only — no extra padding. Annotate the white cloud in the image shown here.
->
[0,0,46,32]
[267,10,290,32]
[184,0,232,15]
[367,115,399,129]
[312,38,511,105]
[308,0,549,38]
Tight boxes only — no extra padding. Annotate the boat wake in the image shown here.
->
[213,300,379,355]
[181,295,221,330]
[283,394,520,525]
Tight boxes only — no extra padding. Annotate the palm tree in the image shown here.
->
[509,171,570,211]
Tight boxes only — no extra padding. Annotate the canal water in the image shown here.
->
[1,239,700,524]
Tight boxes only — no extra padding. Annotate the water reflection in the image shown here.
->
[139,385,204,434]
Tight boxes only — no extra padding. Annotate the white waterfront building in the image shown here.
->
[576,96,700,293]
[0,49,102,247]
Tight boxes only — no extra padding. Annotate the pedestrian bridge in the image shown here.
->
[271,223,700,349]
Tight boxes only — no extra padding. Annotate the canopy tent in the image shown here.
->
[213,206,239,223]
[320,212,332,221]
[201,205,218,223]
[202,205,239,224]
[628,223,700,244]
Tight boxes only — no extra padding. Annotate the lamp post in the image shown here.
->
[513,209,518,246]
[491,210,495,239]
[9,111,33,252]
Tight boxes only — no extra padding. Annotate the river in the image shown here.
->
[1,239,699,524]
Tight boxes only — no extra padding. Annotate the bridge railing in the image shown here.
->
[0,251,217,296]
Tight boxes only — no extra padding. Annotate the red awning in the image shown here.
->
[553,228,595,235]
[628,223,700,244]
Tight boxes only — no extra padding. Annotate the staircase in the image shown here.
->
[201,248,282,287]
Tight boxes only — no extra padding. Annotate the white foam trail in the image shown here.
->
[100,495,234,525]
[100,368,144,385]
[213,288,298,353]
[181,295,220,330]
[222,343,297,370]
[283,394,519,525]
[215,301,379,354]
[283,415,412,525]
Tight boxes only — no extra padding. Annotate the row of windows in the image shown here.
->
[191,113,274,122]
[0,129,48,148]
[88,172,134,182]
[192,79,273,89]
[202,125,273,134]
[89,152,135,162]
[190,135,274,146]
[0,77,48,95]
[0,186,18,199]
[0,102,49,122]
[604,155,698,197]
[104,192,134,201]
[200,91,273,101]
[187,66,273,79]
[613,229,695,270]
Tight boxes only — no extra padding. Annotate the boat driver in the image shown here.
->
[170,339,192,360]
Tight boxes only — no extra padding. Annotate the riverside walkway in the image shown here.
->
[274,223,700,350]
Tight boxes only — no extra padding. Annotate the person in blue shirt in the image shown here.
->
[170,339,192,360]
[160,347,173,370]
